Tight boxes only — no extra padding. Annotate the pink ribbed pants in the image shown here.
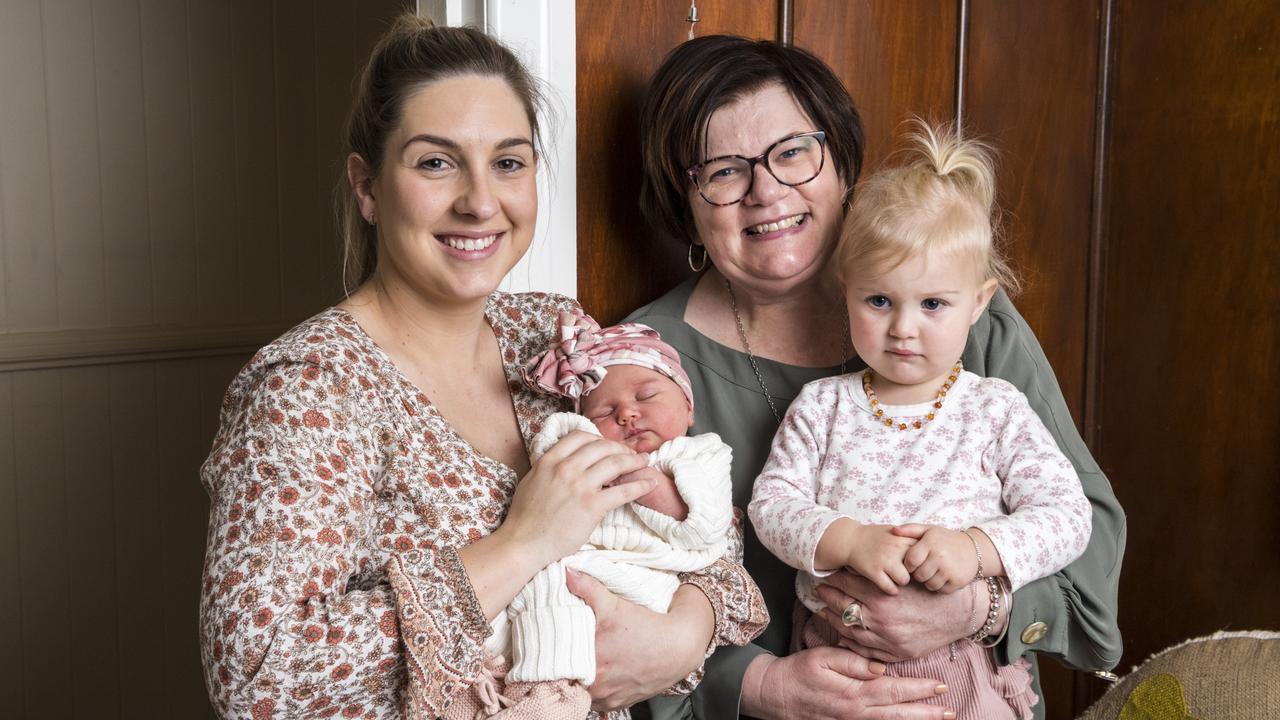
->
[794,604,1037,720]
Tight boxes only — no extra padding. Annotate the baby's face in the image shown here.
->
[580,364,693,453]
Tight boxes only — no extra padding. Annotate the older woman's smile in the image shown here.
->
[745,213,808,237]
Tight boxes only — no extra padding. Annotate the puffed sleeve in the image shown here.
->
[667,541,769,694]
[199,358,490,719]
[962,289,1125,671]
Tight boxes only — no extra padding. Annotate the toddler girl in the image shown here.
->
[443,310,738,719]
[747,121,1092,720]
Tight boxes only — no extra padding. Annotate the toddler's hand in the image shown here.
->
[897,524,978,593]
[617,466,688,520]
[844,524,915,595]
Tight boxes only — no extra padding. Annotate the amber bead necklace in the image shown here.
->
[863,360,963,430]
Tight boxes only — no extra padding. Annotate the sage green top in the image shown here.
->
[629,275,1125,720]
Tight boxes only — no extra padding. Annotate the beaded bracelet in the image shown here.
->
[979,577,1013,649]
[970,575,1001,643]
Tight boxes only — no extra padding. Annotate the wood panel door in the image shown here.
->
[1098,0,1280,677]
[575,0,778,325]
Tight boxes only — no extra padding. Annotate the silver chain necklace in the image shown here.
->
[725,278,849,422]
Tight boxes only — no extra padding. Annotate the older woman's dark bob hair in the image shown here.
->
[639,35,865,247]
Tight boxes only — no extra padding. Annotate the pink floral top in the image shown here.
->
[748,370,1092,612]
[199,293,767,720]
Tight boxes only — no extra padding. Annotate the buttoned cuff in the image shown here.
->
[997,573,1066,666]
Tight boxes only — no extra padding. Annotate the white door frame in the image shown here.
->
[420,0,578,299]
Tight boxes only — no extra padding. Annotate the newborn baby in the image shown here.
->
[442,310,735,719]
[579,361,695,519]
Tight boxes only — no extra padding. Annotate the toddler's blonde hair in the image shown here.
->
[835,119,1021,296]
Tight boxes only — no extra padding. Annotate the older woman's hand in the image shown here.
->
[566,570,714,711]
[813,570,979,663]
[741,650,955,720]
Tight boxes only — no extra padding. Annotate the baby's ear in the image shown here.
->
[970,279,999,325]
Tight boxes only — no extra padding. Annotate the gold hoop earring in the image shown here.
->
[688,243,709,272]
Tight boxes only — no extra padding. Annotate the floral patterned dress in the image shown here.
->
[199,292,767,720]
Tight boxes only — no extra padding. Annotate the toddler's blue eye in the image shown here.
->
[867,295,890,309]
[922,298,944,311]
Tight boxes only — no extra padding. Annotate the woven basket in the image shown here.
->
[1077,631,1280,720]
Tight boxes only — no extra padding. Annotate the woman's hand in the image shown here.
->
[566,570,712,711]
[501,431,652,567]
[812,571,977,663]
[741,650,956,720]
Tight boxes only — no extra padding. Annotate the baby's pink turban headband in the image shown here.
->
[523,310,694,411]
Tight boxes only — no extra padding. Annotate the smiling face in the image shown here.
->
[846,251,997,405]
[689,82,846,297]
[580,364,694,453]
[353,74,537,306]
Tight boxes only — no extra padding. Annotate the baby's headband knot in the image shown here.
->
[522,310,694,411]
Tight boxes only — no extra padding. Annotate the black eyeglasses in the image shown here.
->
[686,131,827,206]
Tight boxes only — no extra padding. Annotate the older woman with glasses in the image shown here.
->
[624,36,1126,720]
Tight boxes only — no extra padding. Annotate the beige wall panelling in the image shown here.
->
[0,147,6,331]
[315,0,359,305]
[188,1,240,325]
[61,365,122,716]
[276,0,327,319]
[0,376,19,707]
[46,0,109,330]
[141,0,198,325]
[0,2,412,715]
[0,0,59,331]
[355,1,410,65]
[94,0,155,326]
[13,370,72,717]
[155,359,219,718]
[232,0,282,323]
[109,363,163,717]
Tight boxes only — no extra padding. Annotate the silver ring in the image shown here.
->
[841,601,863,628]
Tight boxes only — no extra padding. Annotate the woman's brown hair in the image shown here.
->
[338,14,548,292]
[638,35,865,247]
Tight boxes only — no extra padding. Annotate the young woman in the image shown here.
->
[199,17,765,719]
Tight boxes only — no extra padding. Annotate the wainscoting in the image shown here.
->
[0,0,407,715]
